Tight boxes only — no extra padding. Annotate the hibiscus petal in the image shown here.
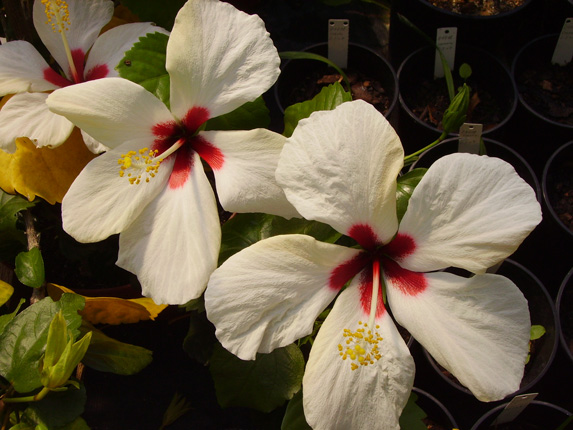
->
[200,129,299,219]
[0,41,60,94]
[85,23,170,81]
[117,152,220,305]
[276,100,403,245]
[80,130,109,154]
[385,268,530,401]
[205,235,364,360]
[0,92,74,152]
[33,0,113,81]
[166,0,280,119]
[303,280,414,430]
[398,153,542,274]
[47,77,174,150]
[62,140,175,242]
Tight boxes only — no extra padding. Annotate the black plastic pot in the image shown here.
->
[424,259,558,399]
[397,45,517,154]
[470,400,572,430]
[557,267,573,364]
[409,137,541,202]
[273,42,398,119]
[389,0,542,66]
[408,387,459,429]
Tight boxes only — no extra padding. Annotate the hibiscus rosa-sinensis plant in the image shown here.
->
[204,100,542,429]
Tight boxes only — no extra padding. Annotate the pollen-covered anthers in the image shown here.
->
[42,0,71,33]
[338,321,383,371]
[118,148,161,185]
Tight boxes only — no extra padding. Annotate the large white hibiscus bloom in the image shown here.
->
[46,0,297,305]
[0,0,167,153]
[205,100,542,429]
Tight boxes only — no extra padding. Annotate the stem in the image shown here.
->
[2,386,50,403]
[24,210,45,304]
[403,131,448,167]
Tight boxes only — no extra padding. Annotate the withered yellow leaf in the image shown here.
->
[47,283,168,325]
[0,280,14,307]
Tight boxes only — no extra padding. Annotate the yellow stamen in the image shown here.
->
[42,0,79,81]
[337,322,383,371]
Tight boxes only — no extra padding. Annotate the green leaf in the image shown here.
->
[279,52,351,90]
[210,343,304,413]
[530,325,546,341]
[281,390,311,430]
[80,322,152,375]
[0,298,25,335]
[396,168,427,222]
[116,32,170,108]
[24,384,87,429]
[119,0,185,30]
[204,96,270,131]
[442,83,471,134]
[219,213,341,264]
[0,191,34,261]
[0,279,14,307]
[0,294,85,393]
[15,247,45,288]
[459,63,473,80]
[283,82,352,137]
[398,392,427,430]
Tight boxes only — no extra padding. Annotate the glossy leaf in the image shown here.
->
[15,247,45,288]
[210,343,304,413]
[80,322,153,375]
[0,298,25,335]
[117,31,171,108]
[281,389,311,430]
[283,82,352,137]
[396,168,427,222]
[0,294,85,393]
[204,96,270,131]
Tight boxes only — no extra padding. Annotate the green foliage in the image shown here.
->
[160,392,193,430]
[283,82,352,137]
[205,96,271,131]
[116,32,171,108]
[459,63,473,81]
[279,52,351,90]
[210,343,304,413]
[119,0,185,30]
[281,390,311,430]
[398,392,428,430]
[15,247,45,288]
[0,191,34,261]
[219,213,341,265]
[0,294,84,393]
[396,168,427,222]
[23,385,88,429]
[0,298,24,335]
[441,83,471,135]
[79,322,153,375]
[530,324,546,340]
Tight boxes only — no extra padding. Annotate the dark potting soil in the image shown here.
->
[548,157,573,232]
[407,77,503,131]
[422,417,451,430]
[284,68,392,114]
[517,60,573,126]
[425,0,526,16]
[561,282,573,356]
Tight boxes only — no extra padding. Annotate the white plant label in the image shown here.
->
[458,123,483,154]
[492,393,538,425]
[328,19,349,69]
[552,18,573,65]
[434,27,457,79]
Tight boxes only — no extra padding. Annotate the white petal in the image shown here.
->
[385,268,530,401]
[0,41,60,95]
[80,130,109,154]
[166,0,280,119]
[117,152,220,305]
[62,141,175,242]
[85,23,170,80]
[200,129,299,219]
[398,153,542,274]
[47,78,174,150]
[33,0,113,80]
[276,100,403,244]
[303,282,415,430]
[0,92,74,152]
[205,235,364,360]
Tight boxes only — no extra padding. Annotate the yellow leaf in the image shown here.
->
[0,148,15,195]
[47,284,168,325]
[0,280,14,307]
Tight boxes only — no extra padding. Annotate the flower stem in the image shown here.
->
[403,130,448,167]
[3,386,51,403]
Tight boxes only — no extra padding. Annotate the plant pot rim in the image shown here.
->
[412,0,536,21]
[410,136,541,202]
[273,41,398,116]
[397,44,518,136]
[470,399,572,430]
[423,259,558,398]
[542,140,573,239]
[411,387,459,429]
[556,266,573,363]
[512,33,573,130]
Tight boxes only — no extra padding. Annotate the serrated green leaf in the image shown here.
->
[119,0,185,30]
[24,384,87,429]
[205,97,270,131]
[398,392,427,430]
[116,32,170,108]
[80,322,152,375]
[396,168,427,222]
[0,294,85,393]
[15,247,45,288]
[219,213,341,265]
[281,389,311,430]
[283,82,352,137]
[210,343,304,413]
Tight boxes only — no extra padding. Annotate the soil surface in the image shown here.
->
[548,157,573,232]
[426,0,526,15]
[517,60,573,126]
